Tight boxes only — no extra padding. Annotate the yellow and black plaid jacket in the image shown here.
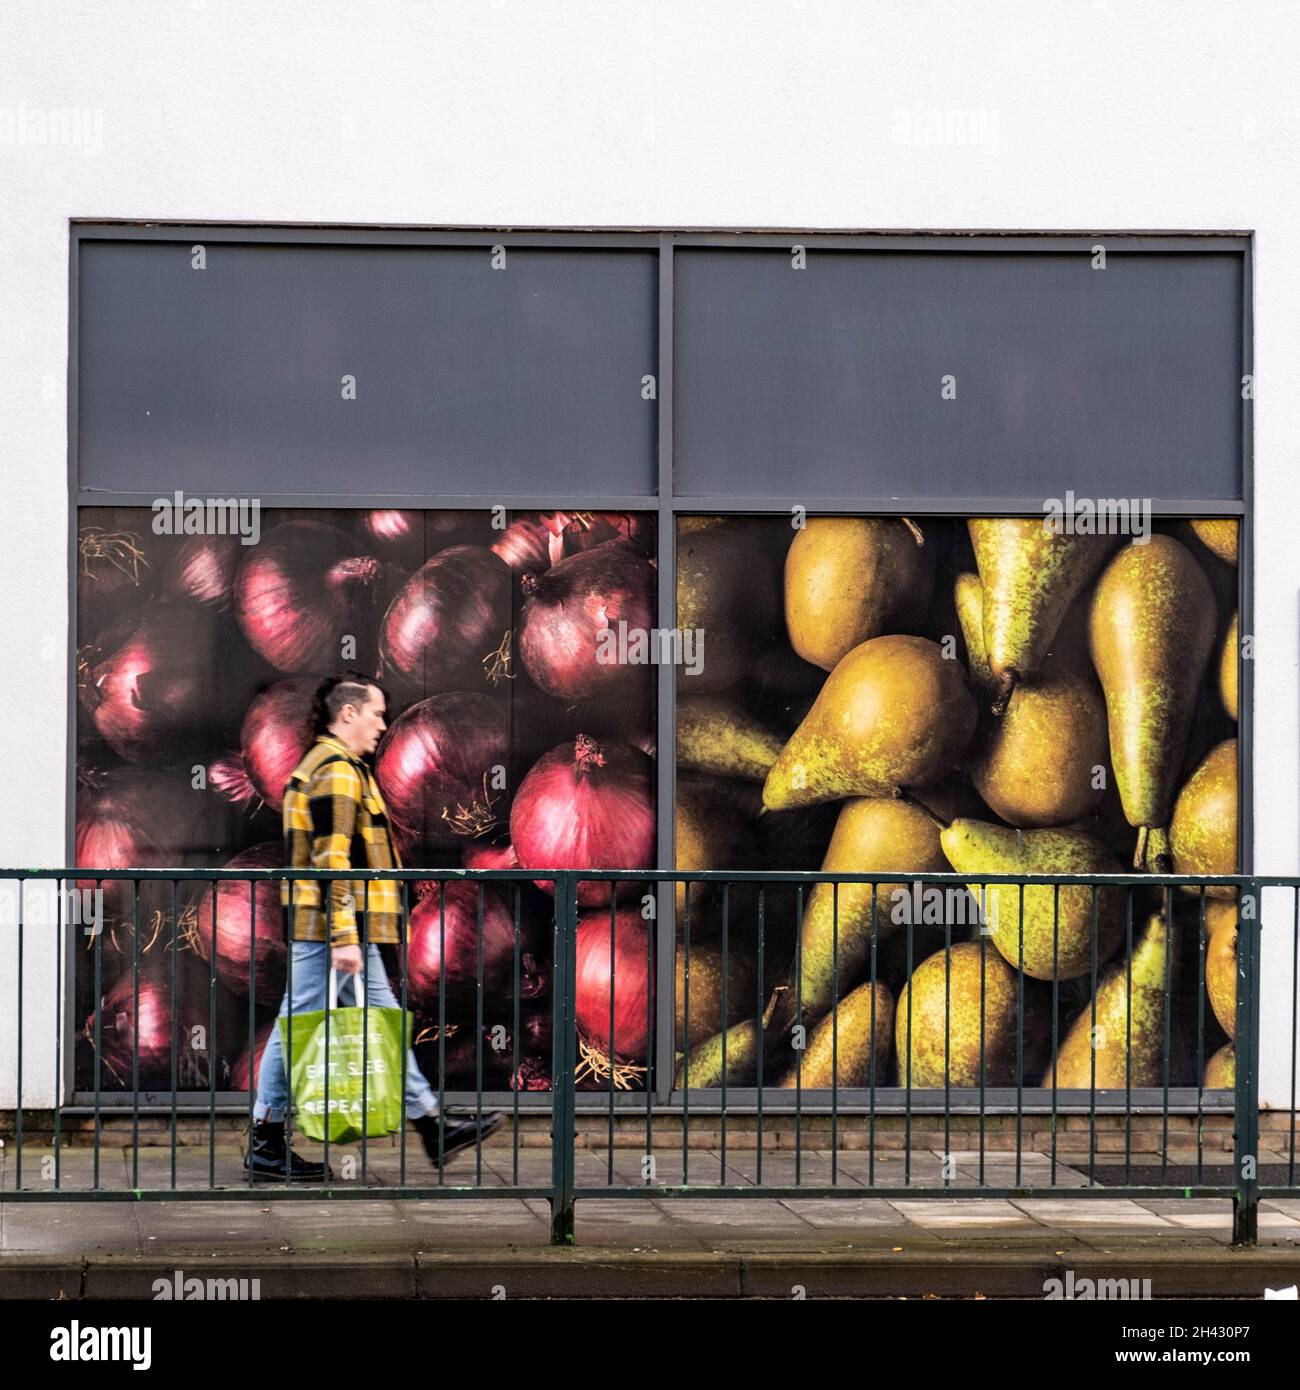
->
[282,735,405,946]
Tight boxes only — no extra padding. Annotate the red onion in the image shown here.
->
[461,840,519,872]
[575,908,655,1082]
[362,510,421,547]
[84,970,210,1089]
[77,525,154,639]
[160,533,243,610]
[554,511,649,557]
[80,609,227,765]
[518,543,656,701]
[510,1008,553,1058]
[75,768,221,936]
[507,1009,554,1091]
[375,693,509,849]
[235,520,381,672]
[417,1026,512,1088]
[210,678,316,811]
[510,736,654,907]
[230,1021,276,1092]
[183,843,287,1000]
[379,545,512,693]
[511,1057,552,1091]
[491,517,554,575]
[405,881,520,1012]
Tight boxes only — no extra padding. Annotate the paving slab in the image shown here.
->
[1011,1198,1178,1226]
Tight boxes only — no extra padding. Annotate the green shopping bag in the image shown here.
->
[280,968,411,1143]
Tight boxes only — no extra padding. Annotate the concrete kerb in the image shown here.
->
[2,1245,1298,1299]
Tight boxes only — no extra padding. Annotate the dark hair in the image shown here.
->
[311,672,384,736]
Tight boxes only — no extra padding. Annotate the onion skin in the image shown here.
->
[74,768,232,959]
[517,542,656,701]
[161,533,243,610]
[235,520,382,673]
[405,881,520,1013]
[362,510,420,547]
[84,970,211,1089]
[511,1056,552,1091]
[549,511,650,558]
[415,1027,512,1089]
[379,545,511,694]
[81,609,231,766]
[510,736,655,907]
[186,843,287,1000]
[375,693,509,850]
[210,677,316,811]
[461,840,519,872]
[575,908,655,1061]
[491,517,554,576]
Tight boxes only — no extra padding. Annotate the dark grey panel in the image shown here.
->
[78,241,657,497]
[674,250,1242,500]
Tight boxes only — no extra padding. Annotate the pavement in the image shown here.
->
[4,1140,1300,1297]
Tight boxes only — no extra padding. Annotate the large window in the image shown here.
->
[70,228,1249,1102]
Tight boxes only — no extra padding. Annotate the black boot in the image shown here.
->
[244,1119,331,1182]
[412,1110,504,1166]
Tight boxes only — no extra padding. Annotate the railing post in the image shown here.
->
[550,872,577,1246]
[1232,877,1261,1247]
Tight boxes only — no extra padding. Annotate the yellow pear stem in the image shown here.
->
[990,669,1016,717]
[1133,825,1149,871]
[901,516,924,547]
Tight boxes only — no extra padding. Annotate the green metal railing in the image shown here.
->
[0,867,1292,1246]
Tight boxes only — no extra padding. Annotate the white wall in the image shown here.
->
[3,0,1298,1106]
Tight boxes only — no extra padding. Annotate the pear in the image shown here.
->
[940,819,1125,981]
[1089,536,1216,869]
[675,776,758,922]
[896,942,1029,1087]
[676,695,784,782]
[1204,901,1237,1039]
[784,517,934,671]
[677,519,784,693]
[1169,739,1238,896]
[779,980,894,1088]
[1204,1042,1235,1088]
[795,797,951,1020]
[1190,519,1238,567]
[762,635,976,810]
[967,520,1117,711]
[1044,911,1174,1088]
[675,1017,763,1089]
[1220,612,1238,721]
[676,938,758,1049]
[955,573,1107,827]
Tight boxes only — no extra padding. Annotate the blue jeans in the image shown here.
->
[253,941,437,1123]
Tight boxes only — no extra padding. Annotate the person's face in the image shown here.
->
[336,687,387,757]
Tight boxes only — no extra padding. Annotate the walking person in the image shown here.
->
[246,672,502,1181]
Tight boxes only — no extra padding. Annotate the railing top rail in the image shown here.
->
[2,866,1281,886]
